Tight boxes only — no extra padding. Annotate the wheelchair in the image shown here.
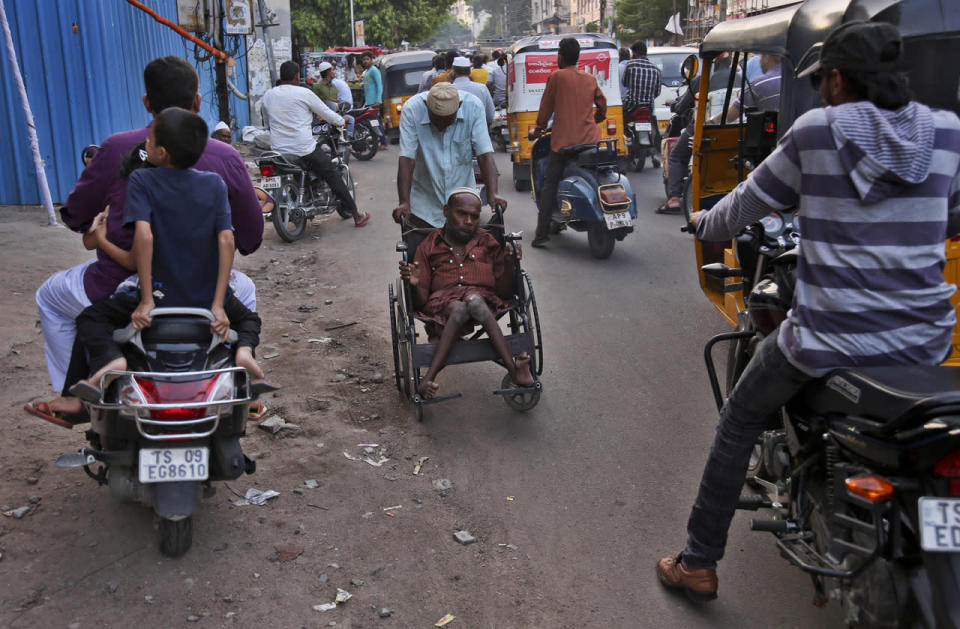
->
[387,209,544,421]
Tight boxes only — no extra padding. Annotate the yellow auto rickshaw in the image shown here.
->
[687,0,960,361]
[504,33,626,191]
[375,50,435,144]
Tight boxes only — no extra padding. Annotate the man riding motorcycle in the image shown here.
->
[657,21,960,601]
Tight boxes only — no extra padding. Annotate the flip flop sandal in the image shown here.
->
[68,382,101,404]
[248,401,268,421]
[354,211,371,228]
[656,202,682,214]
[23,401,74,429]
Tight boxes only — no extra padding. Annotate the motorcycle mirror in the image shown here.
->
[681,55,699,83]
[80,144,100,167]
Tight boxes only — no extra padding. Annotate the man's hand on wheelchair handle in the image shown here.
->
[527,127,543,142]
[392,202,412,224]
[505,241,522,261]
[682,210,702,235]
[399,260,422,286]
[491,194,508,214]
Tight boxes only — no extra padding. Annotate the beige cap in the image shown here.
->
[426,83,461,117]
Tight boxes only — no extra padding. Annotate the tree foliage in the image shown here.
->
[467,0,530,38]
[615,0,675,41]
[292,0,455,49]
[429,16,473,47]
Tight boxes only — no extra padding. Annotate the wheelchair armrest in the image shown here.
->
[504,231,523,242]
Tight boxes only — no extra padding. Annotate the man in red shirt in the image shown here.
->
[529,37,607,248]
[399,188,533,399]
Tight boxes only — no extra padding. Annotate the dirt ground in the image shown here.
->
[0,204,548,628]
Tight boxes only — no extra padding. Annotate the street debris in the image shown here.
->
[506,496,515,501]
[313,602,337,612]
[233,488,280,506]
[274,546,303,562]
[325,321,358,331]
[498,543,519,551]
[435,613,456,626]
[303,479,319,489]
[262,352,280,359]
[379,608,393,618]
[307,337,333,344]
[432,478,453,492]
[3,506,30,519]
[453,530,477,545]
[343,449,389,467]
[413,456,429,475]
[312,589,351,613]
[335,588,352,603]
[258,415,301,436]
[298,305,319,313]
[350,578,364,586]
[382,505,402,512]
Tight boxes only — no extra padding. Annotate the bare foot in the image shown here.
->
[419,380,440,399]
[46,396,84,415]
[510,353,535,387]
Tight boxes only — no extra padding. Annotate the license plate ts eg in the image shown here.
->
[603,212,632,230]
[139,447,209,483]
[919,497,960,551]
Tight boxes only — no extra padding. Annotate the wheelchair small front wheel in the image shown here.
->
[500,374,540,412]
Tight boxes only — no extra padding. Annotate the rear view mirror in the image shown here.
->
[681,55,699,83]
[81,144,99,167]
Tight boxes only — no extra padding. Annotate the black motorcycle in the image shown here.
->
[256,123,356,242]
[55,308,262,557]
[698,213,960,628]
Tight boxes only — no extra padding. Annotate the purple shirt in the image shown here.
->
[60,126,263,302]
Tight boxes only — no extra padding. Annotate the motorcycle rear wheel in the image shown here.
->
[350,123,378,161]
[273,181,307,242]
[158,515,193,557]
[587,223,616,259]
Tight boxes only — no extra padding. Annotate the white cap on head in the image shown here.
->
[452,56,471,68]
[214,121,230,132]
[317,61,333,73]
[446,186,482,204]
[426,83,461,116]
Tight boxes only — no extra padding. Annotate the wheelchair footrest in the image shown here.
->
[413,393,462,406]
[493,382,542,396]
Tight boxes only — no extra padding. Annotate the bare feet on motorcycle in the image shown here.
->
[24,397,84,428]
[510,353,535,387]
[419,380,440,399]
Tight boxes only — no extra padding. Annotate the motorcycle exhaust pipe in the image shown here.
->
[750,519,798,533]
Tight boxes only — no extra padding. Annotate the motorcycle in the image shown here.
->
[623,106,660,172]
[530,133,636,259]
[256,123,356,242]
[697,212,960,628]
[490,108,509,152]
[54,308,262,557]
[346,104,381,161]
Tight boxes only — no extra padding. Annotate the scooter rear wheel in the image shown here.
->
[587,223,616,259]
[159,515,193,557]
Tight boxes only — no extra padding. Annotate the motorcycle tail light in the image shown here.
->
[599,187,629,205]
[259,164,277,177]
[845,475,895,502]
[764,121,776,134]
[606,119,617,135]
[134,376,218,420]
[934,450,960,495]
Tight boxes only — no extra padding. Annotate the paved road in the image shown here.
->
[342,148,844,627]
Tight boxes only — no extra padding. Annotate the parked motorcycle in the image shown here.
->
[490,108,509,152]
[530,133,636,259]
[623,106,660,172]
[697,211,960,628]
[346,104,381,161]
[256,124,356,242]
[54,308,262,557]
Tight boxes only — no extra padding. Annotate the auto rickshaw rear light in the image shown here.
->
[845,475,895,502]
[606,119,617,135]
[259,164,276,176]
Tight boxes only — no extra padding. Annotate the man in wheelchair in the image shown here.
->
[398,188,534,399]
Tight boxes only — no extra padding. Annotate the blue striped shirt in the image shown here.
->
[698,101,960,375]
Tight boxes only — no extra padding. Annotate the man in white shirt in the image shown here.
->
[261,61,370,227]
[451,56,495,125]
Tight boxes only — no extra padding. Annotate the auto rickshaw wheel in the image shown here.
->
[513,176,531,192]
[587,223,616,259]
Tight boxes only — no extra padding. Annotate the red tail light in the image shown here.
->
[764,122,776,134]
[935,450,960,496]
[135,376,217,421]
[259,164,277,177]
[627,107,652,122]
[606,119,617,136]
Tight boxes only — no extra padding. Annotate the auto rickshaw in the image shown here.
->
[504,34,626,191]
[375,50,435,144]
[687,0,960,360]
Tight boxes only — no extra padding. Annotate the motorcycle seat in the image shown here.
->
[801,365,960,423]
[140,316,213,346]
[559,143,599,159]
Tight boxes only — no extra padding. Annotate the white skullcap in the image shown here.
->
[214,121,230,132]
[452,56,471,68]
[317,61,333,73]
[446,187,482,204]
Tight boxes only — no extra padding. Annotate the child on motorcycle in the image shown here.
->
[69,107,274,400]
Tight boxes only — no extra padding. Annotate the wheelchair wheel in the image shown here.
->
[388,284,402,393]
[522,272,544,376]
[394,281,412,399]
[500,374,540,412]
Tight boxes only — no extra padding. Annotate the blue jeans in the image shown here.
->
[683,332,812,569]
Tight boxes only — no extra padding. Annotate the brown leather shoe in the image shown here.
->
[656,553,718,602]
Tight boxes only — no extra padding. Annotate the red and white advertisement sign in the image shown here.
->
[523,50,611,84]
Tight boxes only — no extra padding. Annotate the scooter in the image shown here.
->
[54,308,262,557]
[530,133,637,259]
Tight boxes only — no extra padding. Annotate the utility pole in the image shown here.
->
[599,0,605,33]
[257,0,277,87]
[214,1,230,122]
[350,0,356,46]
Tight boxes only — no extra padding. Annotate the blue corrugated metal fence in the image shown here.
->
[0,0,250,205]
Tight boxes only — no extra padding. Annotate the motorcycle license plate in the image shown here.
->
[918,497,960,551]
[260,176,281,189]
[138,447,209,483]
[603,212,632,230]
[633,122,652,132]
[369,119,379,127]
